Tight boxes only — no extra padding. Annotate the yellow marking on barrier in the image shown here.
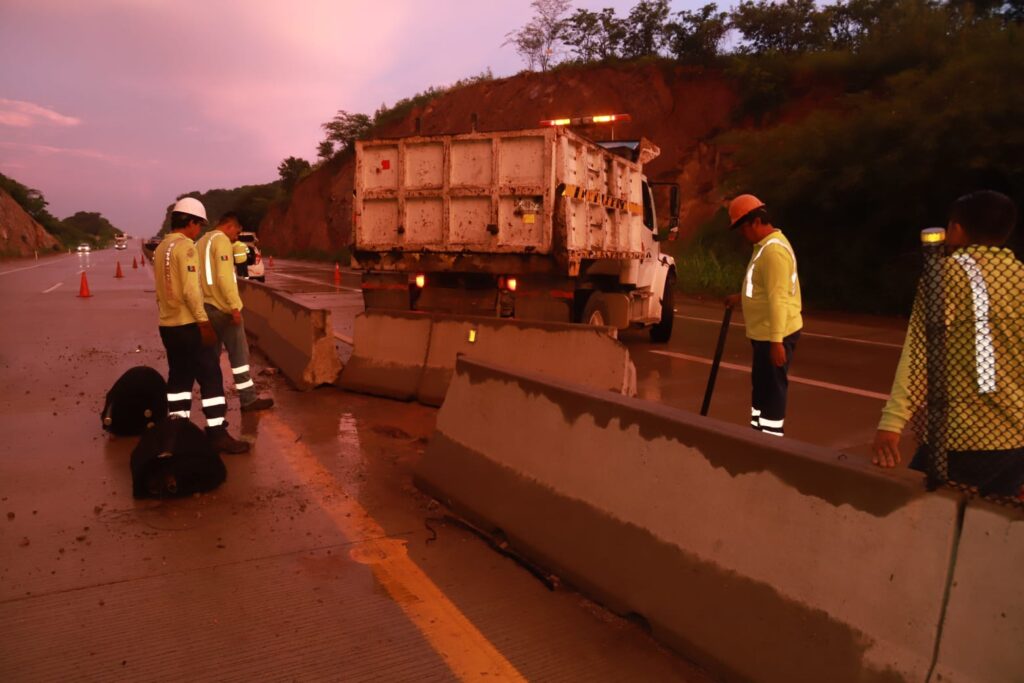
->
[262,414,525,682]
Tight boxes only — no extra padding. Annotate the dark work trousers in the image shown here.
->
[158,324,228,434]
[204,304,257,406]
[750,330,800,437]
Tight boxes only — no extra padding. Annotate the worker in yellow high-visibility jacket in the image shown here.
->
[197,212,273,413]
[232,239,249,279]
[154,197,249,454]
[724,194,803,437]
[874,191,1024,497]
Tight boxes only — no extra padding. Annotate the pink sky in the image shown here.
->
[1,0,701,235]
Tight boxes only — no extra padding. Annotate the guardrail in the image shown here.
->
[339,310,636,405]
[416,357,1023,683]
[237,279,342,390]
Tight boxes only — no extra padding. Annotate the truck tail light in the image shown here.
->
[414,274,426,288]
[506,277,517,292]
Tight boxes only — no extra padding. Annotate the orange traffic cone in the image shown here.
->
[333,262,341,285]
[114,261,124,279]
[132,256,138,269]
[78,271,92,298]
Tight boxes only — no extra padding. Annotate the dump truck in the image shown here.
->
[352,125,680,342]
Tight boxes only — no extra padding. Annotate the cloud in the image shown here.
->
[0,98,81,128]
[0,141,151,167]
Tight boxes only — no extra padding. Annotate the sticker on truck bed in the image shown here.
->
[562,184,642,215]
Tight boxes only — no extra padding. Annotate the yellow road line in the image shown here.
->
[262,413,526,682]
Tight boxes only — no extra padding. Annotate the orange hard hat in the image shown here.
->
[728,194,766,229]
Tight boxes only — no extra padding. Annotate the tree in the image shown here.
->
[622,0,672,58]
[665,3,731,63]
[317,140,335,161]
[503,0,573,71]
[277,157,312,193]
[562,7,626,61]
[730,0,832,54]
[321,110,372,154]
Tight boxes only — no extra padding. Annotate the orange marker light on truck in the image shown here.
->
[415,274,426,288]
[506,277,517,292]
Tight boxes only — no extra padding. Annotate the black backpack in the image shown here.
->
[130,418,227,498]
[101,366,168,436]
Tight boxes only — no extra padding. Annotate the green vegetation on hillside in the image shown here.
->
[722,5,1024,312]
[508,0,1024,312]
[160,181,284,236]
[0,171,123,250]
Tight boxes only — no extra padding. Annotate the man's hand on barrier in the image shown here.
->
[871,430,902,468]
[231,309,242,326]
[198,321,218,347]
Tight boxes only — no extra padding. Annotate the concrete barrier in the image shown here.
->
[416,357,962,683]
[416,313,635,406]
[238,280,342,391]
[337,311,433,400]
[932,499,1024,683]
[339,310,635,405]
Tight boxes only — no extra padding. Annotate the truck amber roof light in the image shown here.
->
[539,114,631,127]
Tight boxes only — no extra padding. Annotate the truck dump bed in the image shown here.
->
[354,128,649,273]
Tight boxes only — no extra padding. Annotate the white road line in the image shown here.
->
[334,330,354,345]
[674,313,903,349]
[271,270,361,292]
[0,255,75,277]
[42,282,63,293]
[650,349,891,401]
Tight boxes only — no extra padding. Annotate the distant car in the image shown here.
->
[77,243,91,253]
[114,236,128,250]
[237,232,265,282]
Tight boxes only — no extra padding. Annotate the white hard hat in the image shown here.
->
[172,197,208,222]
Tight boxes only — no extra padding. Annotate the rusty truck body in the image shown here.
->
[352,126,679,341]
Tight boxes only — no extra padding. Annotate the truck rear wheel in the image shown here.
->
[582,294,612,327]
[649,273,675,343]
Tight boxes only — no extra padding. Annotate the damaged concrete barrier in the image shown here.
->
[931,499,1024,683]
[337,311,433,400]
[416,357,961,683]
[415,313,635,406]
[339,310,635,405]
[238,280,342,391]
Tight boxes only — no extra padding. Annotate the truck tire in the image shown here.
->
[649,273,675,343]
[582,294,612,327]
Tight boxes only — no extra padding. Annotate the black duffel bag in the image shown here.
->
[131,417,227,498]
[101,366,168,436]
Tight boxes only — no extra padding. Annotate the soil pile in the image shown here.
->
[0,189,60,257]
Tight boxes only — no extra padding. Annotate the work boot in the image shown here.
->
[241,397,274,412]
[208,429,250,454]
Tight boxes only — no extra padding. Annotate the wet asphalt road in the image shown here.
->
[0,246,715,681]
[264,257,914,464]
